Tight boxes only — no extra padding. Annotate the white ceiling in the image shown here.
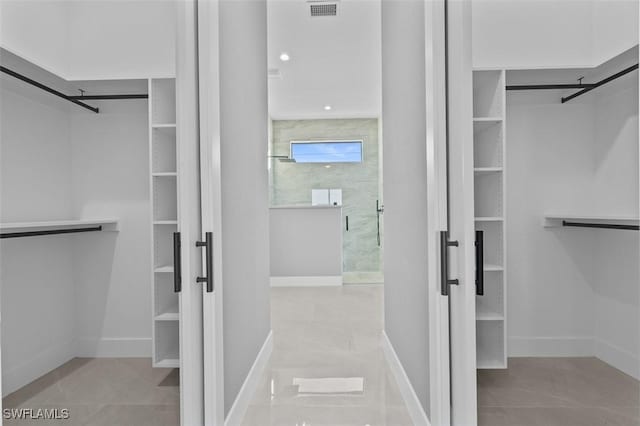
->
[267,0,381,120]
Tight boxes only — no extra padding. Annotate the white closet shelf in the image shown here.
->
[154,359,179,368]
[476,312,505,321]
[475,217,504,222]
[543,214,640,228]
[155,311,179,321]
[154,265,174,273]
[153,220,178,225]
[0,218,119,233]
[484,264,504,272]
[474,167,503,174]
[477,361,506,369]
[152,172,177,177]
[151,123,177,129]
[473,117,503,122]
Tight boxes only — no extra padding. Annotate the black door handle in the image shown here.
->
[173,232,182,293]
[475,230,484,296]
[346,215,349,231]
[440,230,459,296]
[196,232,214,292]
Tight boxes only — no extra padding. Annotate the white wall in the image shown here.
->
[269,206,342,278]
[67,1,176,80]
[69,80,151,356]
[0,52,76,395]
[219,0,271,416]
[505,49,639,377]
[0,1,176,80]
[472,0,639,69]
[506,80,597,356]
[0,1,71,76]
[381,0,430,415]
[592,0,640,66]
[591,52,639,378]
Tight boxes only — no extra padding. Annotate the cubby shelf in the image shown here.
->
[473,117,503,122]
[152,172,177,177]
[155,359,179,369]
[155,312,179,321]
[477,312,505,321]
[152,123,177,129]
[473,69,507,370]
[153,220,178,225]
[484,264,504,272]
[154,265,174,273]
[475,217,504,222]
[474,167,503,174]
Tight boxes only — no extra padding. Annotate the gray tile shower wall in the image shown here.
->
[270,119,381,273]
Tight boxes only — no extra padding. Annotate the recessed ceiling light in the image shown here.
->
[279,52,290,62]
[324,165,332,169]
[324,105,332,111]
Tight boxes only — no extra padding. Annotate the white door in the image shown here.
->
[196,0,225,424]
[175,1,206,425]
[442,0,478,424]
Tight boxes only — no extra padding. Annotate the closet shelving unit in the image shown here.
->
[149,78,180,368]
[472,69,507,369]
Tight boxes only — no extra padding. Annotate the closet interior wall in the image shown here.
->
[505,46,639,378]
[0,49,152,395]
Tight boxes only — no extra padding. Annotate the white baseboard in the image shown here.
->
[3,339,75,397]
[595,338,640,380]
[75,337,152,357]
[225,331,273,426]
[508,336,594,357]
[270,276,342,287]
[382,332,430,426]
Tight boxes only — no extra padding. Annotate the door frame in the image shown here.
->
[175,1,206,425]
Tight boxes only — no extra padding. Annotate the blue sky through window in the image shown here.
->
[290,141,362,163]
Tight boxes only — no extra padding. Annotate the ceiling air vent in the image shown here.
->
[268,68,282,79]
[309,2,337,17]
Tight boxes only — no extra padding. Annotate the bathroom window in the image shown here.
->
[290,140,363,163]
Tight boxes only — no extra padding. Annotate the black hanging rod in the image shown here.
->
[505,63,639,104]
[0,226,103,239]
[1,66,150,113]
[68,94,148,100]
[562,220,639,231]
[1,66,99,113]
[561,63,638,103]
[507,83,597,90]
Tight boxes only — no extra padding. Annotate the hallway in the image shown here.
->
[240,285,413,425]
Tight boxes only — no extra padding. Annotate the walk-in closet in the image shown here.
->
[0,44,181,422]
[473,45,639,425]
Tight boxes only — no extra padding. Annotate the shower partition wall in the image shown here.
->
[269,118,382,280]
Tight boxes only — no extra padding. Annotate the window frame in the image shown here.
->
[289,139,364,164]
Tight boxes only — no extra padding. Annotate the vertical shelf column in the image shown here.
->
[472,70,507,369]
[149,78,180,368]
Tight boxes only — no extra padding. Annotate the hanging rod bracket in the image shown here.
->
[561,63,638,103]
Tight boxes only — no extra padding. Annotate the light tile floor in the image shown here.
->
[478,357,640,426]
[240,284,414,426]
[2,358,179,425]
